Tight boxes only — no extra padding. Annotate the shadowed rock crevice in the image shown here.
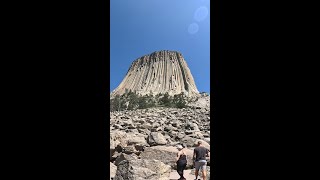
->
[176,52,189,92]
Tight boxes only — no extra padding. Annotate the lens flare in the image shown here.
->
[194,6,208,22]
[188,23,199,34]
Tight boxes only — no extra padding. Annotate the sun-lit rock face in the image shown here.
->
[111,50,199,97]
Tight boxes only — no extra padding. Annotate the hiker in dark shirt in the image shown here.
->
[193,141,210,180]
[176,144,187,180]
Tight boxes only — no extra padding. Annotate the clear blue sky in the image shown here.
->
[110,0,210,93]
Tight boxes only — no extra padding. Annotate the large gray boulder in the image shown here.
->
[148,132,167,146]
[110,162,117,179]
[114,159,171,180]
[126,132,148,146]
[140,146,194,169]
[110,131,128,148]
[180,136,211,150]
[181,136,197,147]
[114,153,139,166]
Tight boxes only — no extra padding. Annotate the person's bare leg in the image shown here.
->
[195,169,199,180]
[202,169,207,180]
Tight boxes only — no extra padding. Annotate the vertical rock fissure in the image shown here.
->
[176,52,189,92]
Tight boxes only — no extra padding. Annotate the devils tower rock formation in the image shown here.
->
[111,50,199,97]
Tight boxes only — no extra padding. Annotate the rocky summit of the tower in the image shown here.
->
[111,50,200,97]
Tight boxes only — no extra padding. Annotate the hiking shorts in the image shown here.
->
[195,160,207,171]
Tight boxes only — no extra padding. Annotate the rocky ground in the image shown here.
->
[110,105,211,180]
